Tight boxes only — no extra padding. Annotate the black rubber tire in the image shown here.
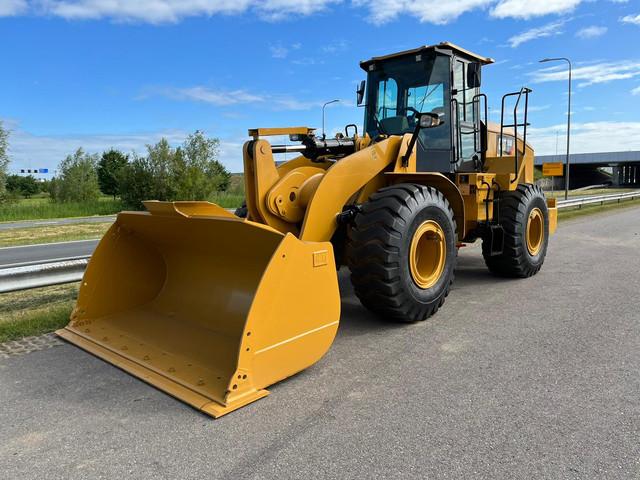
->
[346,184,457,322]
[235,201,248,218]
[483,183,549,278]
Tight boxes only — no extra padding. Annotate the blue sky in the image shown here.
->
[1,0,639,174]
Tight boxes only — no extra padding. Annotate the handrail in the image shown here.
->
[500,87,531,183]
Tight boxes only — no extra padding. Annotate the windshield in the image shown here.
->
[364,54,451,150]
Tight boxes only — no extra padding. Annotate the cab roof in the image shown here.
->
[360,42,495,70]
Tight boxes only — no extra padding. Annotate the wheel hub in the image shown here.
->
[409,220,446,289]
[526,207,544,256]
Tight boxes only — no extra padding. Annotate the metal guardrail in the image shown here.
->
[1,192,639,293]
[0,256,89,293]
[556,190,640,209]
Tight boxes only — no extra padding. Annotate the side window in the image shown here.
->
[377,78,397,119]
[500,135,515,155]
[454,60,465,121]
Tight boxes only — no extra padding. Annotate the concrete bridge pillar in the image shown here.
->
[632,164,640,186]
[612,166,623,186]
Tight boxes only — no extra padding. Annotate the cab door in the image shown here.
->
[452,58,481,170]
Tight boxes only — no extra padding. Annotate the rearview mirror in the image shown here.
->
[401,112,443,167]
[419,112,442,129]
[356,80,366,106]
[467,62,481,88]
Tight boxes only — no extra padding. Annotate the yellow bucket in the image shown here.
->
[57,201,340,417]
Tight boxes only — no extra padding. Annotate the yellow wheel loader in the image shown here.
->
[58,42,557,417]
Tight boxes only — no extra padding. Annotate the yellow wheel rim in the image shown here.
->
[409,220,447,289]
[526,207,544,256]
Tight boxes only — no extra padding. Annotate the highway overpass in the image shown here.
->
[535,151,640,187]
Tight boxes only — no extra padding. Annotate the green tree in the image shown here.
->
[7,174,39,198]
[50,148,100,202]
[20,175,40,198]
[97,149,128,198]
[6,174,21,194]
[39,178,51,194]
[0,121,9,201]
[118,154,157,210]
[118,139,177,209]
[118,132,230,209]
[146,138,177,201]
[171,131,230,199]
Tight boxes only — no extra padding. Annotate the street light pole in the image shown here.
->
[539,57,572,200]
[322,99,340,140]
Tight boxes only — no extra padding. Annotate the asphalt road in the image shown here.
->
[0,215,116,231]
[1,206,639,479]
[0,239,98,267]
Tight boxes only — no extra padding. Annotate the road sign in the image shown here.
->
[18,168,48,174]
[542,162,564,177]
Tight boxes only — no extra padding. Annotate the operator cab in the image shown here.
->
[359,42,494,173]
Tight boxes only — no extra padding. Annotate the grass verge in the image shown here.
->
[0,196,123,222]
[0,283,78,343]
[558,197,640,221]
[208,191,244,208]
[0,193,242,223]
[547,187,636,199]
[0,222,113,247]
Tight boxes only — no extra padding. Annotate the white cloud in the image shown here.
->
[632,86,640,95]
[491,0,582,19]
[164,86,265,106]
[528,104,551,112]
[575,25,607,39]
[354,0,493,25]
[270,45,289,59]
[4,118,251,174]
[0,0,27,16]
[5,122,188,174]
[507,20,566,48]
[150,85,347,111]
[35,0,340,23]
[269,42,301,58]
[531,61,640,87]
[41,0,251,23]
[529,121,640,155]
[256,0,340,20]
[620,13,640,25]
[321,39,348,53]
[5,0,595,24]
[355,0,585,25]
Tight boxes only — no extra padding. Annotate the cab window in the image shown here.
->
[377,78,398,119]
[407,84,445,113]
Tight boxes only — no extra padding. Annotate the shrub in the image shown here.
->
[97,149,128,198]
[50,148,100,203]
[6,174,39,198]
[118,132,230,209]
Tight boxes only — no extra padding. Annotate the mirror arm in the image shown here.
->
[401,122,422,167]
